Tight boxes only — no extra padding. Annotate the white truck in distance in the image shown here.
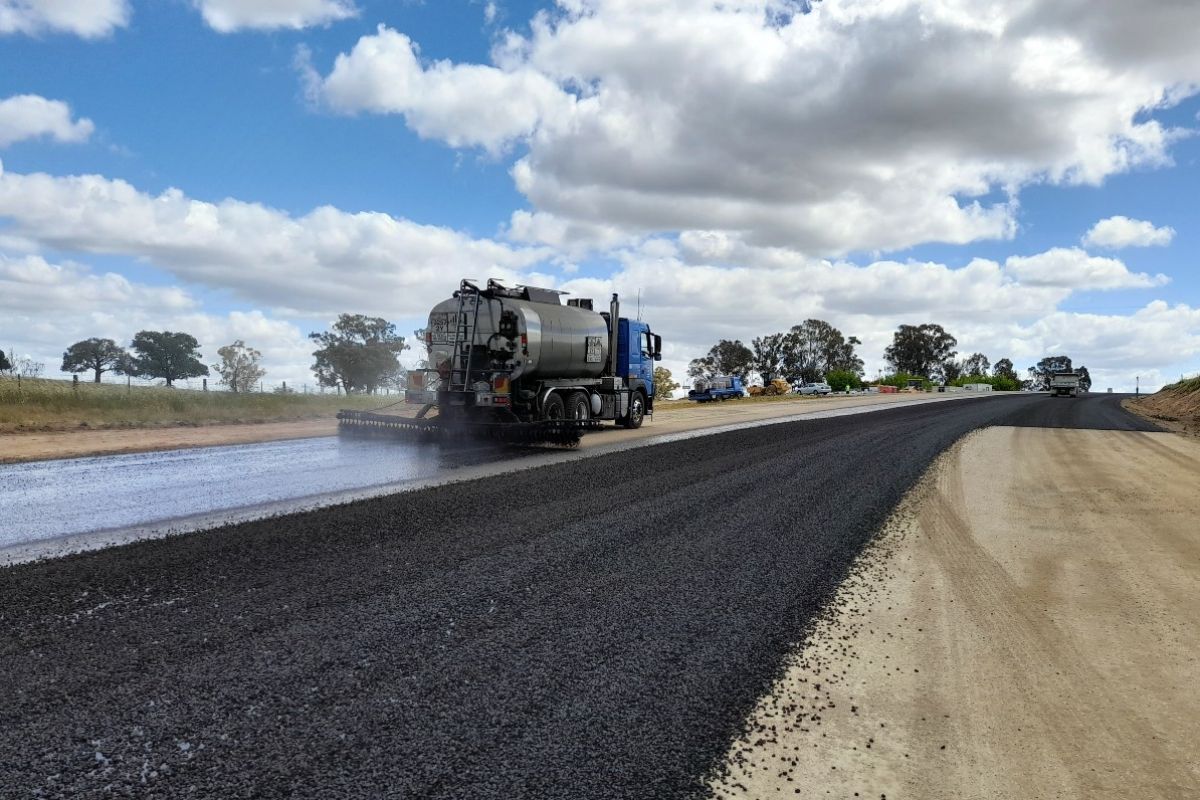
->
[1049,372,1082,398]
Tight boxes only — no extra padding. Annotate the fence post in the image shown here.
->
[73,374,79,391]
[127,374,131,394]
[260,380,264,393]
[203,378,208,392]
[282,381,287,393]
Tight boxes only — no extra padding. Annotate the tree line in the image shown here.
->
[1,312,412,394]
[37,333,266,391]
[688,319,866,390]
[7,313,1095,396]
[688,321,1092,392]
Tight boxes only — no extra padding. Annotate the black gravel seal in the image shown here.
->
[0,394,1154,799]
[995,391,1162,432]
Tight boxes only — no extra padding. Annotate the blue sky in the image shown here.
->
[0,1,529,228]
[1,0,1197,391]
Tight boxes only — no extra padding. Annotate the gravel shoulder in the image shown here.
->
[713,424,1200,799]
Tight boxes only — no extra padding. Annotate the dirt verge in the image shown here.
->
[711,426,1200,799]
[1123,382,1200,439]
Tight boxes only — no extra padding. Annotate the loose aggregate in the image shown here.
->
[0,394,1153,799]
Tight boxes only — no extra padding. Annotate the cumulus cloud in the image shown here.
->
[0,94,94,148]
[0,0,128,38]
[0,253,194,313]
[1082,215,1176,249]
[1012,301,1200,392]
[0,158,1189,392]
[194,0,356,32]
[1002,247,1167,289]
[317,26,572,153]
[0,253,322,388]
[311,0,1200,255]
[0,161,550,319]
[542,235,1193,390]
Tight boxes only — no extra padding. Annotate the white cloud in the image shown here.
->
[0,94,94,148]
[0,253,194,313]
[1013,301,1200,391]
[194,0,356,32]
[1002,247,1167,289]
[317,25,573,153]
[0,161,551,319]
[0,253,321,388]
[312,0,1200,256]
[0,0,129,38]
[1082,215,1176,249]
[507,209,632,255]
[542,236,1195,391]
[1,172,1192,391]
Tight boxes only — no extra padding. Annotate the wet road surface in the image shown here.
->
[0,394,1157,799]
[0,436,534,550]
[0,393,982,560]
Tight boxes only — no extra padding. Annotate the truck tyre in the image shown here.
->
[623,391,646,429]
[542,392,565,421]
[566,391,591,421]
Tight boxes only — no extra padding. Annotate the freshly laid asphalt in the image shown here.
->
[0,394,1157,799]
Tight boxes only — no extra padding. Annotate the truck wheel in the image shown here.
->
[542,392,565,421]
[566,391,591,421]
[623,391,645,429]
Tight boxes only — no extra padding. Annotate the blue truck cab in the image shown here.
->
[617,318,658,410]
[688,375,745,402]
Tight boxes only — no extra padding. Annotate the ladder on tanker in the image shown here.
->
[446,280,483,393]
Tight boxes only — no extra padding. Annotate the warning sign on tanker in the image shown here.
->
[428,312,456,344]
[586,336,603,363]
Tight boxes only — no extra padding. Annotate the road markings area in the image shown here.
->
[712,426,1200,800]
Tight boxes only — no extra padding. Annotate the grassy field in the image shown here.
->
[1164,375,1200,393]
[0,377,387,433]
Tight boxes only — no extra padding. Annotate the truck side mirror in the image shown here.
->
[653,334,662,360]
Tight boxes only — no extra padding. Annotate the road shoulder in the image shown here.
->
[711,425,1200,800]
[1,392,979,463]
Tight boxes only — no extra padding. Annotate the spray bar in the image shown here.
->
[337,410,601,446]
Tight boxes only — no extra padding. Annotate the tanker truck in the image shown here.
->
[338,278,662,444]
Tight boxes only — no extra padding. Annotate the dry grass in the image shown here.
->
[0,377,387,433]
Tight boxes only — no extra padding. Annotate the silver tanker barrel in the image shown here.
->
[426,290,609,384]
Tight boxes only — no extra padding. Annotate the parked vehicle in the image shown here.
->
[688,375,745,402]
[796,381,832,395]
[338,278,661,443]
[1048,371,1082,398]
